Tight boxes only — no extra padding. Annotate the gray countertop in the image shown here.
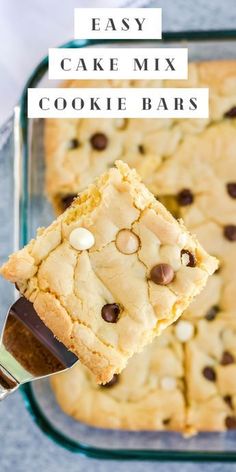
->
[1,0,236,471]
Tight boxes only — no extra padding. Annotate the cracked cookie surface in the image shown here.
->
[0,161,217,384]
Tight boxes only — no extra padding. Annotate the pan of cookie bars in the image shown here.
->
[12,30,236,460]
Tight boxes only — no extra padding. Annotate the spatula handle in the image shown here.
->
[0,365,19,400]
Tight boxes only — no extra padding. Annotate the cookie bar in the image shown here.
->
[51,327,186,431]
[186,319,236,433]
[0,161,217,384]
[44,61,236,213]
[154,119,236,323]
[153,99,236,433]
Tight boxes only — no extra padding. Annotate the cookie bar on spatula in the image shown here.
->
[0,161,218,383]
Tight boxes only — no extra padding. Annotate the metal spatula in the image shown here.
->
[0,297,78,400]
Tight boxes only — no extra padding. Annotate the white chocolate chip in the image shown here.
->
[175,320,194,342]
[161,376,177,391]
[116,229,140,255]
[69,228,95,251]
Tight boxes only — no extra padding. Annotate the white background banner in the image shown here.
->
[28,87,209,118]
[74,8,162,39]
[48,48,188,80]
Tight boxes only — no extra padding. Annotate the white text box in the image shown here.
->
[74,8,162,40]
[28,88,208,119]
[49,48,188,80]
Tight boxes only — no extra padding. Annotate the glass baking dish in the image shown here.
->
[14,31,236,460]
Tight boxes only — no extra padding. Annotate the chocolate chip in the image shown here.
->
[101,303,120,323]
[68,138,80,149]
[102,374,119,388]
[150,264,174,285]
[177,189,194,206]
[227,183,236,199]
[90,133,108,151]
[224,225,236,241]
[205,305,220,321]
[224,106,236,119]
[61,194,76,210]
[181,249,196,267]
[221,351,234,366]
[138,144,145,154]
[202,366,216,382]
[224,395,233,409]
[163,418,171,426]
[225,416,236,429]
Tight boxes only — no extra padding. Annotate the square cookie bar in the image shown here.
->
[0,162,217,383]
[186,319,236,433]
[51,327,186,431]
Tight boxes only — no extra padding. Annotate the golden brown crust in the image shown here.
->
[51,327,186,431]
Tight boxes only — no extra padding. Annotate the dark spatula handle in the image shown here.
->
[0,365,19,400]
